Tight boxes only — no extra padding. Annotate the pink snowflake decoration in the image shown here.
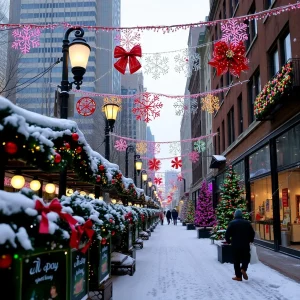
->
[154,177,163,185]
[221,20,248,46]
[149,142,160,155]
[114,29,141,51]
[188,151,200,163]
[132,93,163,123]
[114,139,128,151]
[12,26,41,54]
[148,158,161,171]
[177,173,183,182]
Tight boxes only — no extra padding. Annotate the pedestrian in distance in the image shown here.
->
[171,208,178,225]
[166,210,172,225]
[225,209,255,282]
[159,210,164,225]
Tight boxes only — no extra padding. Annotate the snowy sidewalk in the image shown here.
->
[112,222,300,300]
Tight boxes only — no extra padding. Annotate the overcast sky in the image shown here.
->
[121,0,210,172]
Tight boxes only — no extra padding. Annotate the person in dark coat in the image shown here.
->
[225,209,255,281]
[166,210,172,225]
[171,209,178,225]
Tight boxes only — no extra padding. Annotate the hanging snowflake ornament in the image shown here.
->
[132,93,163,123]
[169,142,181,156]
[208,41,249,77]
[173,98,186,116]
[12,25,41,54]
[114,29,141,51]
[188,151,200,163]
[149,142,160,155]
[102,96,122,112]
[190,98,198,115]
[114,139,128,152]
[221,20,248,46]
[154,177,163,186]
[144,54,169,79]
[76,97,96,116]
[177,173,183,182]
[171,157,182,169]
[174,49,201,77]
[136,142,147,155]
[201,94,220,113]
[148,158,161,171]
[194,140,206,153]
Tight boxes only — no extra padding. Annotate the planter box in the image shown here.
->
[197,228,212,239]
[186,223,195,230]
[182,222,186,226]
[217,244,233,264]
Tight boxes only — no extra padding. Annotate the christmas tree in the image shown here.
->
[184,200,195,223]
[179,199,188,221]
[195,181,216,228]
[213,166,250,240]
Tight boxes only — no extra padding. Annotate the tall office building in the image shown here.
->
[8,0,120,150]
[165,170,180,208]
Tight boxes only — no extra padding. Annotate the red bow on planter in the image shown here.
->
[114,45,142,74]
[70,219,95,253]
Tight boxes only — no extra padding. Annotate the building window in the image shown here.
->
[237,94,243,134]
[281,32,292,64]
[249,144,271,178]
[221,120,225,152]
[246,4,257,49]
[217,127,220,154]
[265,0,274,8]
[248,69,261,124]
[227,106,235,146]
[230,0,239,16]
[270,48,279,76]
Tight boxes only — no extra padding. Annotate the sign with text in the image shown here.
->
[71,250,88,300]
[22,250,67,299]
[282,188,289,208]
[99,242,111,284]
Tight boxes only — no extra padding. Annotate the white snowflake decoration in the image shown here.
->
[144,54,169,79]
[188,151,200,163]
[136,142,147,155]
[190,98,199,115]
[114,29,141,51]
[114,139,128,152]
[221,20,248,46]
[149,142,160,155]
[169,142,181,156]
[173,98,188,116]
[12,25,41,54]
[132,93,163,123]
[174,49,201,77]
[194,140,206,153]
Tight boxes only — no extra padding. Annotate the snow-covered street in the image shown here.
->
[113,221,300,300]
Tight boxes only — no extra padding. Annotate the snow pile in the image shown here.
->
[111,252,128,264]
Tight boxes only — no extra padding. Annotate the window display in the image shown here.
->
[249,144,271,178]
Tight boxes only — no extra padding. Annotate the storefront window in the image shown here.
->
[278,169,300,250]
[276,123,300,168]
[250,176,274,242]
[215,172,225,203]
[249,144,271,178]
[233,160,245,184]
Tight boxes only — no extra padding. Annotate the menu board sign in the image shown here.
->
[99,243,111,284]
[22,251,66,299]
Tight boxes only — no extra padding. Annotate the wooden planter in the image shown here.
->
[186,223,195,230]
[197,228,212,239]
[217,244,234,264]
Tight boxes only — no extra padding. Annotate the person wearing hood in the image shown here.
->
[166,210,172,225]
[225,209,255,282]
[171,209,178,225]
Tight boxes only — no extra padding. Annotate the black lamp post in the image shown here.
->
[140,170,148,189]
[146,178,152,196]
[125,145,143,186]
[182,177,186,193]
[151,184,157,199]
[59,27,91,198]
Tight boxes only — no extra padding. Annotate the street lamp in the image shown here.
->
[135,157,143,176]
[151,185,157,198]
[59,27,90,198]
[125,145,143,186]
[140,170,148,188]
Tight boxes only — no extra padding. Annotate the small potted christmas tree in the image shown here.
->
[185,200,195,230]
[180,199,188,226]
[195,181,216,238]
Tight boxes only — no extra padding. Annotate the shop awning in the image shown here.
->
[210,155,226,169]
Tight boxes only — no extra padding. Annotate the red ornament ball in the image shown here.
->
[0,254,12,269]
[64,142,70,150]
[5,142,18,155]
[111,231,116,236]
[111,179,116,185]
[98,165,105,171]
[101,238,107,245]
[76,146,82,154]
[54,153,62,163]
[72,133,79,141]
[109,218,114,223]
[96,175,101,182]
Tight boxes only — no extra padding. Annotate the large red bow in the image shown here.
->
[114,45,142,74]
[71,219,95,253]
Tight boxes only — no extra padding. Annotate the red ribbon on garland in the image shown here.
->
[114,45,142,74]
[71,219,95,253]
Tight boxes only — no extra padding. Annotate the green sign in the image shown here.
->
[21,250,67,299]
[99,242,111,284]
[70,250,88,300]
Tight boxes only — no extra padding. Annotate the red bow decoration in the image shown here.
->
[114,45,142,74]
[71,219,95,253]
[208,41,249,77]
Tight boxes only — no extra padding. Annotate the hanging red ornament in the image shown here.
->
[114,45,142,74]
[208,41,249,77]
[148,158,161,171]
[96,175,101,182]
[98,165,105,171]
[171,157,182,169]
[72,133,79,141]
[111,231,116,236]
[64,142,70,150]
[109,218,114,223]
[0,254,12,269]
[76,97,96,116]
[101,238,107,245]
[54,153,61,163]
[111,179,116,185]
[4,142,18,155]
[154,177,163,185]
[76,146,82,154]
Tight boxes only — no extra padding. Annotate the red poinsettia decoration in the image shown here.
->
[177,173,183,181]
[171,157,182,169]
[208,41,249,77]
[154,177,163,185]
[148,158,161,171]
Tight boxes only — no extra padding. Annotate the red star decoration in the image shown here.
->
[148,158,161,171]
[154,177,163,185]
[171,157,182,169]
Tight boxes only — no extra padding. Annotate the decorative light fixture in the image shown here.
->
[135,159,143,175]
[142,171,148,182]
[99,196,104,201]
[29,178,41,191]
[103,103,120,130]
[148,179,153,188]
[66,188,74,196]
[118,200,123,205]
[89,193,95,199]
[111,199,117,204]
[128,202,132,206]
[80,191,86,196]
[45,183,56,194]
[11,175,25,189]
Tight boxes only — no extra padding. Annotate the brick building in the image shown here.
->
[207,0,300,257]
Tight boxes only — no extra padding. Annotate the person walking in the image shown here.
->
[225,209,255,282]
[159,210,164,225]
[166,210,172,225]
[171,209,178,225]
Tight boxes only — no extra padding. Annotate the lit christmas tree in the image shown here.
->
[195,181,216,228]
[184,200,195,223]
[180,199,188,221]
[213,166,250,240]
